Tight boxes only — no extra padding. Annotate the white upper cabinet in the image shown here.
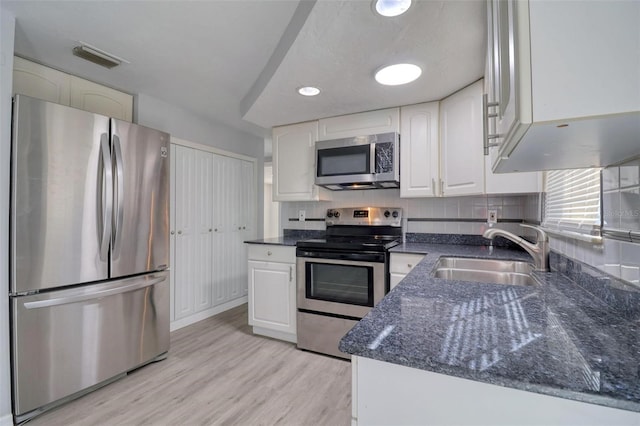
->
[400,102,440,197]
[440,80,485,196]
[318,107,400,141]
[69,76,133,121]
[13,56,133,121]
[272,121,331,202]
[13,56,71,105]
[485,0,640,173]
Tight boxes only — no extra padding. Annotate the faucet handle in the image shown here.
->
[519,224,548,242]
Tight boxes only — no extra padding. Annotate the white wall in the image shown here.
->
[136,93,265,239]
[0,7,15,426]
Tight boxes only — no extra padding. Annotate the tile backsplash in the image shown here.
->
[549,235,640,286]
[279,189,540,239]
[602,158,640,233]
[550,157,640,287]
[277,185,639,286]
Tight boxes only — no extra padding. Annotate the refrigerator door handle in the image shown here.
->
[112,124,125,258]
[22,276,166,309]
[99,133,113,261]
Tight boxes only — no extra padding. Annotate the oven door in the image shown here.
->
[296,253,385,318]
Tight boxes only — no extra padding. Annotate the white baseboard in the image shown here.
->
[0,413,13,426]
[252,326,297,343]
[170,297,247,331]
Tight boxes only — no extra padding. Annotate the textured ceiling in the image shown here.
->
[2,0,486,139]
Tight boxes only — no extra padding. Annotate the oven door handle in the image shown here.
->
[296,256,384,267]
[296,251,385,263]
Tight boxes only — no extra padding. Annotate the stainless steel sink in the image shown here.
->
[432,257,539,286]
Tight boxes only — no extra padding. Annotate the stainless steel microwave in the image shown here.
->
[314,132,400,190]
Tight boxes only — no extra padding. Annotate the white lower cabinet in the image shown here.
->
[389,253,425,290]
[170,141,257,331]
[352,356,640,426]
[247,244,296,343]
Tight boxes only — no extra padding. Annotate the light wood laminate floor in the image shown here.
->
[29,304,351,426]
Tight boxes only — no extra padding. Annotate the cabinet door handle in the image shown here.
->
[407,264,413,268]
[289,266,293,282]
[267,251,272,256]
[177,230,182,235]
[431,178,436,196]
[483,94,501,155]
[170,230,175,235]
[440,179,444,196]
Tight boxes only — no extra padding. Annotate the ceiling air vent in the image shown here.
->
[72,42,128,69]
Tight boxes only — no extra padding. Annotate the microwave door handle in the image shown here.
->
[370,143,376,174]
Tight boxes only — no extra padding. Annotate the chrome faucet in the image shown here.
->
[483,224,549,271]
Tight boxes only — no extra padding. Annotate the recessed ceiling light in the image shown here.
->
[374,0,412,17]
[297,86,320,96]
[375,63,422,86]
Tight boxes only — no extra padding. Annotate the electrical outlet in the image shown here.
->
[298,210,306,222]
[488,210,498,224]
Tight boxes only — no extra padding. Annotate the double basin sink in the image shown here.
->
[432,257,540,286]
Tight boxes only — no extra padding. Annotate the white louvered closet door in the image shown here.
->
[212,154,256,305]
[239,159,256,297]
[173,145,215,319]
[173,145,196,320]
[172,144,257,324]
[212,153,230,306]
[194,150,214,312]
[229,157,243,301]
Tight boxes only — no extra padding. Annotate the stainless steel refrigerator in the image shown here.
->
[9,95,170,423]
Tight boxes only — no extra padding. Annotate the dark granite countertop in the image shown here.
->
[340,245,640,413]
[244,237,298,246]
[245,230,326,247]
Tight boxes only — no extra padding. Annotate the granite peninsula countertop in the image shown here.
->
[245,230,326,247]
[340,244,640,413]
[244,237,299,246]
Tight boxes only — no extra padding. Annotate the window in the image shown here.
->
[542,169,602,240]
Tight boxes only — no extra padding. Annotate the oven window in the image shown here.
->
[306,262,373,306]
[317,145,370,177]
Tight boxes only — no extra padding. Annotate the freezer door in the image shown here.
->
[11,95,110,293]
[110,119,170,278]
[11,272,169,417]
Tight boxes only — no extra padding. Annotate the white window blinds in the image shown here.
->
[543,169,602,237]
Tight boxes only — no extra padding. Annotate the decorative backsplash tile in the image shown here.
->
[602,158,640,234]
[280,191,541,239]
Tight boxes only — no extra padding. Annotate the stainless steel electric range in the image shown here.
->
[296,207,402,359]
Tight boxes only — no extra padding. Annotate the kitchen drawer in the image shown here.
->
[247,244,295,263]
[390,253,425,275]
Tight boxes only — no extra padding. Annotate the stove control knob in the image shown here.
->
[327,211,334,218]
[392,211,399,218]
[334,211,340,218]
[384,210,391,218]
